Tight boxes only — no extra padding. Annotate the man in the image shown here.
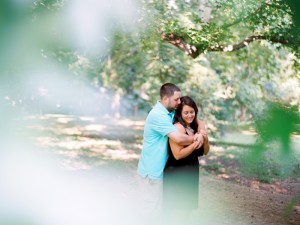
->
[137,83,203,216]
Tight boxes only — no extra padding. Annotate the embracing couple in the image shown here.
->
[137,83,210,222]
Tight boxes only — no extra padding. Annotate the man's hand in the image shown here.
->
[193,133,204,142]
[193,133,204,149]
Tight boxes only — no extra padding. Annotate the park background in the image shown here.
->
[0,0,299,225]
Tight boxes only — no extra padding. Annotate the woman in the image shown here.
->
[163,96,210,214]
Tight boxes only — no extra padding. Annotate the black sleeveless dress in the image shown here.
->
[163,132,204,211]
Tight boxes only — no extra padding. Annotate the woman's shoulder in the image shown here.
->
[197,118,206,127]
[197,118,205,125]
[174,122,185,132]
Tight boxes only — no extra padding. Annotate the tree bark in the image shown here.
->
[161,33,199,58]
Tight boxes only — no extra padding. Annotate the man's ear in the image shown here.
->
[161,95,168,103]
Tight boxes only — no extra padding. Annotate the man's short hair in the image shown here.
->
[160,83,181,99]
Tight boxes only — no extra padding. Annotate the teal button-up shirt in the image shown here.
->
[137,101,177,179]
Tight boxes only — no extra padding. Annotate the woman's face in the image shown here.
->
[181,105,195,125]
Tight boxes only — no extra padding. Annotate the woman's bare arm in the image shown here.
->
[197,119,207,135]
[202,134,210,155]
[197,119,210,155]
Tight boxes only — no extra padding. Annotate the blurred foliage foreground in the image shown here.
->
[0,1,300,225]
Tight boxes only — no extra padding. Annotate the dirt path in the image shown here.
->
[196,174,300,225]
[20,114,300,225]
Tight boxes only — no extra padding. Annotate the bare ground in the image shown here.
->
[21,114,300,225]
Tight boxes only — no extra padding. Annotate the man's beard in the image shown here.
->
[166,105,176,112]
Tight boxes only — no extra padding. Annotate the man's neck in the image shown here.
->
[159,100,169,112]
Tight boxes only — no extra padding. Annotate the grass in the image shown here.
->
[202,138,300,184]
[202,163,223,174]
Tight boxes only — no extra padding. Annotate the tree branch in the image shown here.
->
[208,35,289,52]
[162,33,289,58]
[161,33,199,58]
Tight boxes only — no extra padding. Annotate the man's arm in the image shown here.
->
[167,129,203,148]
[167,129,193,146]
[169,124,201,160]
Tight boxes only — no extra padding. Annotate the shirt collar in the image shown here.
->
[156,101,175,116]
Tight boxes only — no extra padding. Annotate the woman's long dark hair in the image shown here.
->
[174,96,198,132]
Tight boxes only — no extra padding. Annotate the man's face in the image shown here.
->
[166,91,181,112]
